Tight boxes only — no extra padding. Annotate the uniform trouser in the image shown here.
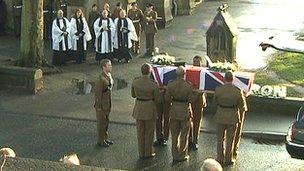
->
[145,33,155,55]
[216,123,237,163]
[132,28,141,53]
[156,102,170,141]
[170,119,190,160]
[189,105,203,144]
[96,109,110,143]
[136,119,155,157]
[233,112,246,157]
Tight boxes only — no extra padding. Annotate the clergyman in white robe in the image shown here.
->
[113,15,137,63]
[70,13,92,63]
[94,15,115,62]
[52,14,72,66]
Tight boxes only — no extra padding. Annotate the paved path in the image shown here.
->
[1,112,303,171]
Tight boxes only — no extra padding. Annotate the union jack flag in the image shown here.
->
[151,65,255,96]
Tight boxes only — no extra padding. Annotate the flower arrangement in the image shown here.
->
[209,60,238,72]
[150,53,176,66]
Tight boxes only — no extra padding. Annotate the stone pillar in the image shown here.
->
[140,0,173,29]
[177,0,196,15]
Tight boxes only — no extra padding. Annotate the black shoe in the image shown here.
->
[97,141,110,148]
[105,139,114,145]
[161,140,167,146]
[173,155,189,162]
[144,153,156,159]
[224,161,235,166]
[192,143,198,151]
[188,142,194,150]
[153,140,162,147]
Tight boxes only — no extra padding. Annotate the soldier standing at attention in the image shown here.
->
[213,71,247,166]
[131,63,159,159]
[188,56,207,150]
[94,59,114,148]
[144,3,158,57]
[165,66,193,162]
[128,2,144,54]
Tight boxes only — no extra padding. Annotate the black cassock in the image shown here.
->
[114,18,132,62]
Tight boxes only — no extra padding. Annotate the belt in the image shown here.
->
[136,98,153,101]
[172,99,187,103]
[219,104,237,108]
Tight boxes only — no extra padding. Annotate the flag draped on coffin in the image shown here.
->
[151,65,255,95]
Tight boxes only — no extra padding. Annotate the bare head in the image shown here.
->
[100,59,112,73]
[0,147,16,158]
[141,63,152,75]
[119,9,126,18]
[57,10,64,18]
[201,158,223,171]
[131,2,138,10]
[146,3,154,11]
[103,3,110,10]
[59,154,80,166]
[102,10,108,18]
[75,9,83,18]
[92,4,98,11]
[176,66,186,78]
[224,71,234,83]
[193,55,203,67]
[116,2,122,9]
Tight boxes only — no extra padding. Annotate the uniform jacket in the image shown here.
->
[128,9,144,31]
[213,83,247,124]
[94,72,113,111]
[131,75,159,120]
[165,78,193,120]
[191,91,207,109]
[144,10,158,34]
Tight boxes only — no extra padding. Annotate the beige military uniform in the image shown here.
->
[94,72,113,144]
[189,91,207,144]
[128,9,144,53]
[165,78,193,161]
[155,87,170,142]
[144,10,157,55]
[213,83,247,163]
[131,75,159,158]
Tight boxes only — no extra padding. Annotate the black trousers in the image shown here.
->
[96,52,113,62]
[0,22,5,35]
[52,50,68,66]
[114,48,132,61]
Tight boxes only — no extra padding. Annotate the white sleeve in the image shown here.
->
[127,18,138,41]
[52,19,63,41]
[70,18,77,38]
[83,17,92,41]
[94,18,101,38]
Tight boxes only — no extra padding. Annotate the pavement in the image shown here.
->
[1,112,304,171]
[1,0,304,170]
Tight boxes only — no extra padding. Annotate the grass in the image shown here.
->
[268,52,304,87]
[255,72,301,98]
